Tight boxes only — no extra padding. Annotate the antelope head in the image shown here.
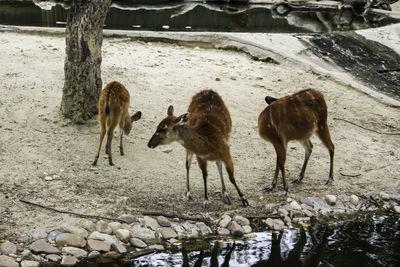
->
[122,111,142,135]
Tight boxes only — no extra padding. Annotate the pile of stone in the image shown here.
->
[0,190,399,266]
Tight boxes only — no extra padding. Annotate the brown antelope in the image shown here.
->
[147,90,249,208]
[92,81,142,166]
[258,89,335,196]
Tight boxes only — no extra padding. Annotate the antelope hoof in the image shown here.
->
[119,147,124,156]
[203,200,209,209]
[292,177,303,184]
[186,191,193,201]
[92,157,98,166]
[282,189,288,197]
[108,158,114,166]
[223,192,232,205]
[241,197,249,207]
[264,184,275,192]
[325,177,333,185]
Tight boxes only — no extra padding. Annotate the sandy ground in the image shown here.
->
[0,30,399,241]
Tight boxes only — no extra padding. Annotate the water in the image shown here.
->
[45,213,400,267]
[0,1,399,33]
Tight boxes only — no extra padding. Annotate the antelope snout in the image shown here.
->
[147,135,158,149]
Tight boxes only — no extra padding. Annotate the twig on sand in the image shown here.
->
[333,118,400,136]
[141,211,211,223]
[339,172,361,178]
[19,199,127,223]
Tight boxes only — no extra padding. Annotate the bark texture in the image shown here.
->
[61,0,112,123]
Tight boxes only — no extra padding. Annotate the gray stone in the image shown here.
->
[20,229,47,242]
[21,249,31,260]
[0,241,17,255]
[283,215,291,224]
[393,206,400,214]
[292,217,311,223]
[118,214,138,224]
[380,191,390,200]
[61,255,77,266]
[45,254,61,262]
[29,240,60,254]
[58,224,88,238]
[265,218,285,230]
[233,215,250,226]
[229,221,244,237]
[115,229,130,243]
[160,227,178,239]
[196,222,213,236]
[219,215,232,228]
[87,240,111,252]
[109,222,122,234]
[290,200,302,210]
[281,204,294,211]
[278,208,289,217]
[130,238,147,248]
[243,225,252,234]
[20,260,39,267]
[131,227,156,241]
[111,236,127,254]
[349,195,359,206]
[303,209,314,217]
[47,231,62,241]
[76,219,96,233]
[0,255,19,267]
[143,216,160,231]
[265,203,279,210]
[156,216,171,227]
[301,203,313,211]
[96,220,113,234]
[87,251,101,259]
[217,228,230,236]
[389,193,400,201]
[149,245,164,251]
[103,251,122,259]
[88,232,114,244]
[302,197,315,208]
[325,195,337,206]
[61,247,88,258]
[55,233,86,248]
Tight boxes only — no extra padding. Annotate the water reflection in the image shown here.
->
[0,1,398,33]
[130,214,400,267]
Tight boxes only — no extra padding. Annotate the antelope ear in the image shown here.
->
[131,111,142,122]
[167,105,174,116]
[265,96,277,104]
[178,112,189,125]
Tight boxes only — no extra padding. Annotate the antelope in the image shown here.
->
[92,81,142,166]
[147,90,249,208]
[258,89,335,196]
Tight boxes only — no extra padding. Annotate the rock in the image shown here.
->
[96,220,113,234]
[302,197,315,208]
[278,208,289,217]
[325,195,337,206]
[265,218,285,230]
[115,229,130,243]
[265,203,279,210]
[45,254,61,262]
[160,228,178,239]
[88,232,114,244]
[88,251,101,259]
[61,247,88,258]
[233,215,250,226]
[47,231,62,241]
[76,219,96,232]
[118,214,137,224]
[0,255,19,267]
[130,238,147,248]
[379,191,390,200]
[143,216,160,231]
[156,216,171,227]
[393,206,400,214]
[55,233,86,248]
[301,203,313,211]
[196,222,213,236]
[131,226,156,241]
[290,200,302,210]
[29,240,60,254]
[60,255,77,266]
[111,236,127,254]
[292,217,311,223]
[149,245,164,251]
[349,195,359,206]
[219,215,232,228]
[20,260,39,267]
[281,204,294,211]
[0,241,17,255]
[243,225,252,234]
[109,222,122,234]
[20,229,47,243]
[103,251,122,259]
[229,221,244,237]
[57,224,88,238]
[283,215,291,224]
[303,209,314,217]
[87,240,111,252]
[217,228,230,236]
[389,193,400,201]
[21,249,31,260]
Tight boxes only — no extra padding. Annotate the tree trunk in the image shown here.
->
[61,0,112,123]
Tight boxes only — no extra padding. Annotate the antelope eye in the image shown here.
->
[158,128,167,134]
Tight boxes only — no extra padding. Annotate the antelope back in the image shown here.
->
[258,89,328,142]
[187,90,232,139]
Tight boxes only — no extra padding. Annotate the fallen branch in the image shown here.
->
[141,211,211,223]
[333,118,400,136]
[339,172,361,178]
[19,199,127,223]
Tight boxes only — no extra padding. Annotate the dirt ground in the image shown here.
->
[0,31,399,241]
